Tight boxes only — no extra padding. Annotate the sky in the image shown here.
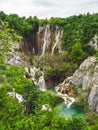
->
[0,0,98,19]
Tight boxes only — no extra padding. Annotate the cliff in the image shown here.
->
[64,57,98,112]
[23,25,63,55]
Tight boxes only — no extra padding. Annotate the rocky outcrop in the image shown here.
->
[5,41,30,67]
[64,57,98,112]
[88,85,98,112]
[55,80,75,108]
[56,81,74,97]
[66,57,96,90]
[89,34,98,50]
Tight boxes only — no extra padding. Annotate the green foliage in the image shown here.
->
[62,14,98,52]
[84,112,98,130]
[0,11,6,21]
[33,52,77,77]
[49,17,65,27]
[15,116,35,130]
[23,83,39,114]
[65,116,88,130]
[82,44,95,56]
[70,42,87,63]
[0,20,22,63]
[0,85,24,129]
[0,64,39,128]
[38,91,63,108]
[95,50,98,61]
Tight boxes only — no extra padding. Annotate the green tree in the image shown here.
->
[65,116,88,130]
[0,11,6,21]
[23,83,39,114]
[70,42,87,63]
[0,85,24,129]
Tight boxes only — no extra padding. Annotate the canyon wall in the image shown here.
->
[64,57,98,112]
[23,25,63,55]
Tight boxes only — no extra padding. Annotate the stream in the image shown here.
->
[25,67,84,118]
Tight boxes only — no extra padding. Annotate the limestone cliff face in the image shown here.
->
[23,25,63,55]
[5,25,63,66]
[64,57,98,112]
[5,41,30,67]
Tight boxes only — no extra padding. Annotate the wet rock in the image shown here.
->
[57,81,74,97]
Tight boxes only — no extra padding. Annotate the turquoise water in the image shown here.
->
[55,102,84,119]
[47,87,84,119]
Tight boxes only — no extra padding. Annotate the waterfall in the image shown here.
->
[37,24,63,55]
[38,72,46,91]
[8,89,23,103]
[52,30,60,54]
[67,97,75,108]
[42,25,50,55]
[32,47,35,54]
[55,85,75,108]
[56,91,75,108]
[30,67,39,85]
[25,67,46,91]
[52,26,62,54]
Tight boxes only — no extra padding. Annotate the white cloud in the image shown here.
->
[0,0,98,18]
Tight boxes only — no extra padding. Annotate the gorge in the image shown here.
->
[5,23,98,115]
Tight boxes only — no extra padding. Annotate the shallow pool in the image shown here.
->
[55,102,84,118]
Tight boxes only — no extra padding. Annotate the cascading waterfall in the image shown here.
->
[25,67,46,91]
[38,72,46,91]
[52,27,62,54]
[55,85,75,108]
[8,88,23,103]
[55,83,84,118]
[29,67,39,85]
[37,24,63,55]
[42,25,50,55]
[67,97,75,108]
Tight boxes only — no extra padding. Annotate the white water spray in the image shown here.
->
[8,88,23,103]
[42,25,50,55]
[38,71,46,91]
[52,26,62,54]
[25,67,46,91]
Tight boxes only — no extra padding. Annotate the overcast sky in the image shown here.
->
[0,0,98,18]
